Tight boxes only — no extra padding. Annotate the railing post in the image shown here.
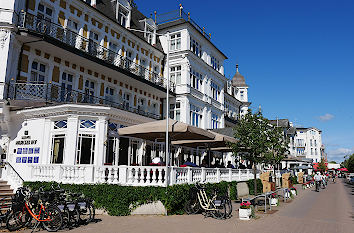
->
[229,168,232,182]
[247,169,250,180]
[118,165,127,185]
[169,167,175,185]
[201,167,206,183]
[216,168,220,183]
[187,167,192,184]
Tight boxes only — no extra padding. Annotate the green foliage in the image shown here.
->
[246,179,263,195]
[342,153,354,172]
[290,176,298,185]
[24,180,257,216]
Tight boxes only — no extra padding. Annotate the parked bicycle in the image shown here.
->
[184,183,232,219]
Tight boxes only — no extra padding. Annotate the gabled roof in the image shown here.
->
[269,119,290,128]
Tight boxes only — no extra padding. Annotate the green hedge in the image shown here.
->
[24,179,262,216]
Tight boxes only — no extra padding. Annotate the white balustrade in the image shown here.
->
[24,164,259,187]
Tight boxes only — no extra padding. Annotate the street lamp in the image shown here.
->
[126,27,171,186]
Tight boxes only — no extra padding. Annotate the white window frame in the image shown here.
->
[76,133,95,164]
[170,66,181,85]
[170,33,181,51]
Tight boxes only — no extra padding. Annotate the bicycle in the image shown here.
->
[184,183,232,219]
[6,187,63,232]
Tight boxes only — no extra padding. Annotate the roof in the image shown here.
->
[296,127,322,133]
[232,64,248,87]
[269,119,290,128]
[157,19,227,59]
[210,127,235,138]
[94,0,164,52]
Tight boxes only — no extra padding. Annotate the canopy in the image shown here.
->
[292,165,312,170]
[171,131,237,148]
[338,168,348,172]
[118,119,215,141]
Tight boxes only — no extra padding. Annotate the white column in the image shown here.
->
[64,116,78,165]
[95,117,107,166]
[41,119,52,164]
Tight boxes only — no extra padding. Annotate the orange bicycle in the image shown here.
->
[7,187,63,232]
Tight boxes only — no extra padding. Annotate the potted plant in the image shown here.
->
[239,201,252,220]
[290,187,297,196]
[270,193,278,206]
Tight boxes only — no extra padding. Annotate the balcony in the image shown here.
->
[7,82,161,119]
[17,12,175,93]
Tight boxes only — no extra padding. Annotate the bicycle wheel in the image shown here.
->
[41,205,63,232]
[6,210,29,231]
[184,199,201,215]
[224,198,232,218]
[211,202,226,220]
[78,202,92,224]
[87,202,95,223]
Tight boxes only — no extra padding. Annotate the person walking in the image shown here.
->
[314,172,322,192]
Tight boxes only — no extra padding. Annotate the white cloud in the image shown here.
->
[319,113,334,122]
[327,147,354,162]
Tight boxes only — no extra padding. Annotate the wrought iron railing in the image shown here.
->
[17,11,175,93]
[156,9,211,40]
[7,82,162,119]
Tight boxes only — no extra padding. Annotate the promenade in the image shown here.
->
[25,179,354,233]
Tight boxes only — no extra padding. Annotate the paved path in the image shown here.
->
[24,179,354,233]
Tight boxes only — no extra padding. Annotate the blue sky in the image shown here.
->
[136,0,354,163]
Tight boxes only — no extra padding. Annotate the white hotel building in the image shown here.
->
[0,0,250,188]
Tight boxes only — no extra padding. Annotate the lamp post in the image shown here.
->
[126,27,171,186]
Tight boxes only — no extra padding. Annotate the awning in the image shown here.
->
[171,131,237,149]
[118,119,215,141]
[338,168,348,172]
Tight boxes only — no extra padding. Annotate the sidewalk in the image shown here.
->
[23,179,354,233]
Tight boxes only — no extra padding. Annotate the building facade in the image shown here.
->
[0,1,250,187]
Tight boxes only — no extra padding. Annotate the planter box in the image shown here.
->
[270,198,278,206]
[239,208,252,220]
[291,190,297,196]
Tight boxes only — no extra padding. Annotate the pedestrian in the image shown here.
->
[227,161,235,169]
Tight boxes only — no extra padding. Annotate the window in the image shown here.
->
[311,148,313,155]
[190,68,202,90]
[310,139,312,147]
[296,148,305,155]
[105,87,115,103]
[240,91,244,100]
[145,26,153,44]
[118,6,129,27]
[211,113,219,129]
[314,140,317,146]
[211,81,219,100]
[315,148,318,155]
[31,61,46,83]
[190,38,201,57]
[51,134,65,164]
[137,98,146,112]
[80,120,96,129]
[170,33,181,51]
[170,102,181,121]
[76,134,95,164]
[38,3,53,20]
[170,66,181,85]
[190,105,201,127]
[108,122,118,136]
[211,56,220,70]
[123,93,130,109]
[60,72,74,101]
[84,80,95,103]
[54,120,67,129]
[67,19,78,31]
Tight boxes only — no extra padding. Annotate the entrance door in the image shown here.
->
[105,137,118,165]
[118,137,129,165]
[145,144,152,166]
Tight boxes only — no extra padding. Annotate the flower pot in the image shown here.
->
[270,198,278,206]
[239,208,252,220]
[291,190,297,196]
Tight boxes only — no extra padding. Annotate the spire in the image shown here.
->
[236,64,239,72]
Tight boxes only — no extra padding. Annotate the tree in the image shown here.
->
[229,112,272,195]
[342,153,354,172]
[317,159,327,173]
[264,127,289,175]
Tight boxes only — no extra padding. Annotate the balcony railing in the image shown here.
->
[17,11,175,93]
[156,9,211,40]
[7,82,161,119]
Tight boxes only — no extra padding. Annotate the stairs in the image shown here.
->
[0,180,14,214]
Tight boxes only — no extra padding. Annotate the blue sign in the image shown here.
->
[34,148,40,154]
[34,157,39,163]
[16,157,21,163]
[27,157,33,163]
[28,148,34,154]
[22,148,28,154]
[21,157,27,163]
[17,148,22,154]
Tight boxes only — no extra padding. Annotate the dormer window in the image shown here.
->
[118,6,129,27]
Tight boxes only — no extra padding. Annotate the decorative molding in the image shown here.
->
[0,28,10,49]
